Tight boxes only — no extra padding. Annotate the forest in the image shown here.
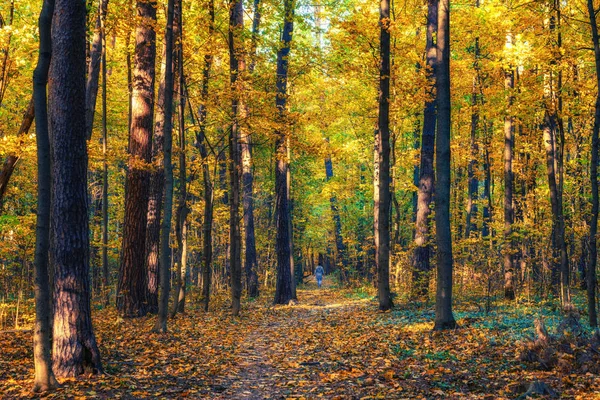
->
[1,0,600,397]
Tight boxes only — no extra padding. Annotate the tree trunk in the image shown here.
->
[465,28,480,238]
[194,0,215,312]
[117,0,157,318]
[324,153,347,271]
[412,0,437,297]
[85,0,109,140]
[375,0,392,311]
[172,8,188,315]
[100,3,109,307]
[586,0,599,327]
[50,0,103,376]
[144,41,167,315]
[228,0,244,316]
[274,0,295,305]
[433,0,456,330]
[504,65,515,300]
[155,0,175,333]
[32,0,57,392]
[241,0,261,299]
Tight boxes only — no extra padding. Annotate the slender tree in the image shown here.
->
[100,0,109,306]
[117,0,157,318]
[433,0,456,330]
[503,62,515,300]
[194,0,215,312]
[375,0,392,311]
[274,0,296,305]
[32,0,57,392]
[228,0,244,315]
[85,0,109,140]
[413,0,437,297]
[241,0,261,299]
[50,0,103,376]
[587,0,599,327]
[155,0,176,333]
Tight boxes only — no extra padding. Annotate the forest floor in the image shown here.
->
[1,277,600,399]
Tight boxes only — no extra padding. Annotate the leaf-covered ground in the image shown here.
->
[1,278,599,399]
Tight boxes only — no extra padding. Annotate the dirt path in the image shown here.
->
[219,277,350,399]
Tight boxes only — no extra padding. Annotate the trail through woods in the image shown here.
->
[2,278,600,398]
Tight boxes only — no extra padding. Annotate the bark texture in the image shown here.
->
[32,0,57,391]
[433,0,456,330]
[376,0,392,311]
[117,0,157,318]
[413,0,437,297]
[274,0,295,305]
[50,0,103,376]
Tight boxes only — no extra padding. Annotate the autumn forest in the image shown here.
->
[1,0,600,397]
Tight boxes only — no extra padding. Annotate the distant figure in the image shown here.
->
[315,264,324,288]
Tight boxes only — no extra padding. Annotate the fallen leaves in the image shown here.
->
[1,282,599,398]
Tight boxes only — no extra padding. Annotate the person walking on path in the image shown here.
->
[315,264,324,288]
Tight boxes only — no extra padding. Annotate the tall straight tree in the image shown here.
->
[145,41,167,314]
[155,0,175,333]
[587,0,599,328]
[85,0,109,140]
[241,0,261,299]
[274,0,295,305]
[32,0,57,391]
[433,0,456,330]
[375,0,392,311]
[195,0,215,312]
[503,61,515,300]
[413,0,437,297]
[228,0,244,316]
[117,0,157,318]
[50,0,103,376]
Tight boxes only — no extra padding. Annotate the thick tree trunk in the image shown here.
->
[155,0,175,333]
[504,66,515,300]
[85,0,109,140]
[117,0,157,318]
[32,0,57,392]
[274,0,295,305]
[586,0,599,327]
[412,0,437,297]
[50,0,103,376]
[433,0,456,330]
[228,0,244,316]
[375,0,392,311]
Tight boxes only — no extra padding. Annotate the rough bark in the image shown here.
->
[228,0,244,315]
[412,0,437,297]
[85,0,109,140]
[587,0,599,327]
[376,0,392,311]
[274,0,295,305]
[117,0,157,318]
[50,0,103,376]
[144,41,167,315]
[194,0,215,312]
[155,0,175,333]
[504,66,515,300]
[241,0,261,299]
[433,0,456,330]
[32,0,58,392]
